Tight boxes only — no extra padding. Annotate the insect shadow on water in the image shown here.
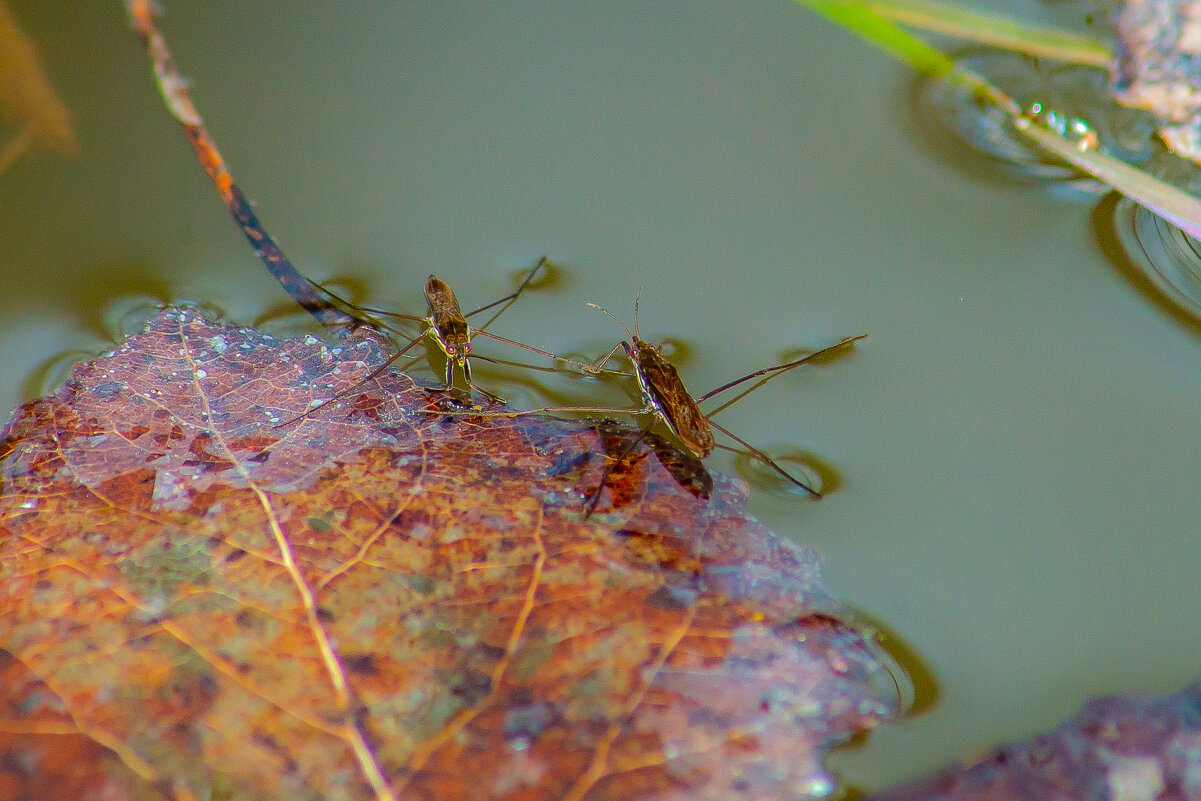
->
[453,295,867,517]
[276,257,604,427]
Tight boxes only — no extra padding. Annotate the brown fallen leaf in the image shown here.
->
[0,648,160,799]
[0,307,898,801]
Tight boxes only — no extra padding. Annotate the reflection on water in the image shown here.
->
[826,606,937,724]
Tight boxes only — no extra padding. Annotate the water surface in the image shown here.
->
[3,1,1199,793]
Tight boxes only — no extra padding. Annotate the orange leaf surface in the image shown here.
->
[0,308,897,801]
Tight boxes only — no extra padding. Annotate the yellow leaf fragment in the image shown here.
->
[0,0,77,174]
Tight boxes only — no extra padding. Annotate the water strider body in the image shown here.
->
[464,296,866,514]
[585,301,865,506]
[619,326,715,458]
[279,258,576,425]
[420,272,497,402]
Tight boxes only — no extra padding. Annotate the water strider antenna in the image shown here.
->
[585,302,635,342]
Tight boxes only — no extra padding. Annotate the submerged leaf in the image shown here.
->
[867,677,1201,801]
[0,308,898,801]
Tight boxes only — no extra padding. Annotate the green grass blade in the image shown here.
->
[1016,119,1201,240]
[800,0,955,76]
[796,0,1021,112]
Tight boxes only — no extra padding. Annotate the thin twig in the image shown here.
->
[124,0,352,327]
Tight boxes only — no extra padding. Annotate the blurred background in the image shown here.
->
[2,0,1198,793]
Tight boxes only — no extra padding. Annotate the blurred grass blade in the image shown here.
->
[860,0,1111,67]
[1016,119,1201,240]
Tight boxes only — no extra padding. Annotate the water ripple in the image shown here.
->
[913,49,1158,193]
[1109,157,1201,323]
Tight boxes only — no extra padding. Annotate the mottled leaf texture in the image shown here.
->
[0,308,897,801]
[868,678,1201,801]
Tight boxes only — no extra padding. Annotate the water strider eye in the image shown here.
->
[465,343,471,353]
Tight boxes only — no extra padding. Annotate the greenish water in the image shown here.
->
[3,1,1199,794]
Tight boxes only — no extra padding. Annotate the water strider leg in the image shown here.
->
[697,333,867,409]
[708,421,821,498]
[465,256,549,331]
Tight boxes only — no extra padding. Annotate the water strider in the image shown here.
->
[278,257,590,426]
[461,296,867,515]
